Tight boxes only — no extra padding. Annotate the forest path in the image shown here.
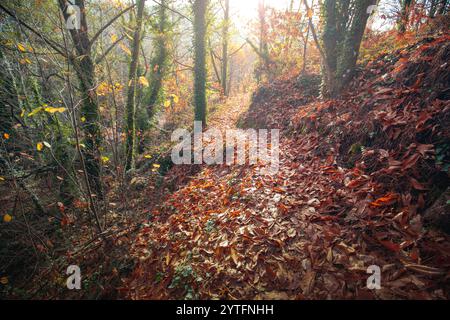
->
[121,80,443,300]
[122,88,365,300]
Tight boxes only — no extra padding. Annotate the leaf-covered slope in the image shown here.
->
[121,35,450,300]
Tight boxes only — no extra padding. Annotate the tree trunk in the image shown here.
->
[257,0,269,82]
[302,20,310,74]
[193,0,208,126]
[398,0,413,33]
[125,0,146,171]
[145,0,168,120]
[320,0,376,97]
[336,0,377,92]
[221,0,230,96]
[58,0,103,197]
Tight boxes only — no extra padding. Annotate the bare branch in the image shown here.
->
[95,35,126,64]
[89,4,136,47]
[0,3,68,57]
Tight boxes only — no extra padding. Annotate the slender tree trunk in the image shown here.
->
[210,46,221,84]
[58,0,103,197]
[302,21,310,74]
[257,0,269,82]
[75,58,103,197]
[221,0,230,96]
[145,0,168,120]
[193,0,208,126]
[301,0,314,74]
[125,0,146,171]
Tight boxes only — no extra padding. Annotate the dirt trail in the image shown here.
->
[121,69,449,300]
[120,103,344,299]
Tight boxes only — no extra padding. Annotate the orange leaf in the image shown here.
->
[370,193,398,207]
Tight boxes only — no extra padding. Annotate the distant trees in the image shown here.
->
[398,0,449,32]
[193,0,208,126]
[431,0,449,16]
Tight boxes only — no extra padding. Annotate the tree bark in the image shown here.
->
[221,0,230,96]
[145,0,168,120]
[319,0,376,97]
[58,0,103,197]
[257,0,269,82]
[336,0,377,92]
[125,0,146,171]
[193,0,208,126]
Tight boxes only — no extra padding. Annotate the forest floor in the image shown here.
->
[3,34,449,301]
[116,35,450,300]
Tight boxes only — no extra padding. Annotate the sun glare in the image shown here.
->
[231,0,293,34]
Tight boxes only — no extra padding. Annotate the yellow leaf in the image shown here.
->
[171,94,179,103]
[111,34,118,42]
[20,110,25,118]
[119,42,132,56]
[0,177,5,182]
[164,100,171,108]
[138,76,149,87]
[101,156,110,164]
[153,164,160,168]
[3,214,12,223]
[19,58,32,65]
[0,277,8,285]
[144,155,152,159]
[28,107,44,117]
[81,117,86,122]
[3,133,10,140]
[44,107,67,114]
[17,43,27,52]
[37,142,44,151]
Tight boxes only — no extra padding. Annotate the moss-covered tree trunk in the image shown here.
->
[145,0,168,120]
[0,49,15,137]
[75,58,103,197]
[59,0,103,197]
[125,0,146,171]
[321,0,376,97]
[336,0,376,91]
[193,0,208,126]
[322,0,338,96]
